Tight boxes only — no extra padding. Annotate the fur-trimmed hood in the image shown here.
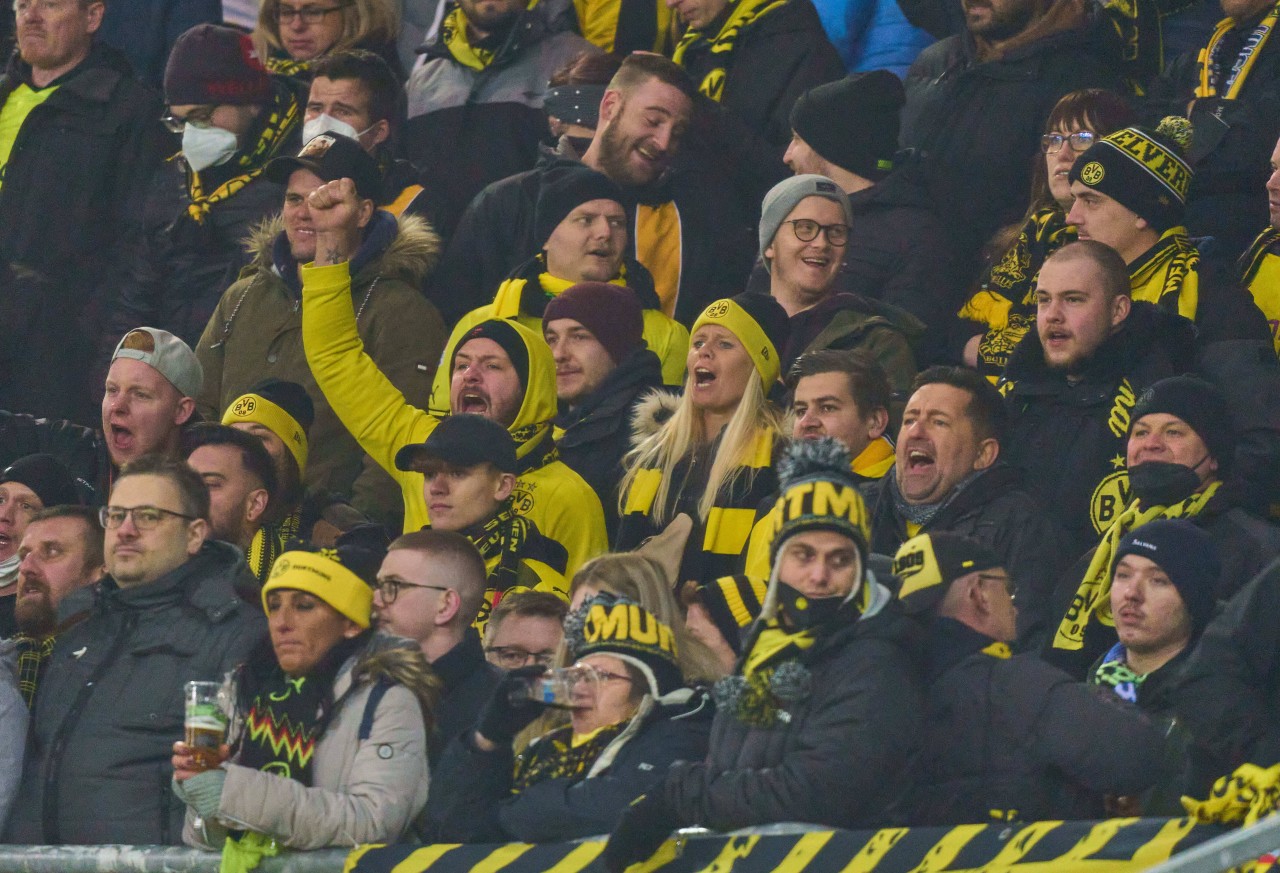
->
[242,209,442,289]
[629,387,681,448]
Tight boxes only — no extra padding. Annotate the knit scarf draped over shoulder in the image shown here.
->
[468,503,535,597]
[1052,481,1220,652]
[671,0,787,100]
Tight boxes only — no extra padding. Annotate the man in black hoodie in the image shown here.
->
[1000,241,1198,555]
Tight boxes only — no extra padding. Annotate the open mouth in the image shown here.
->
[457,392,488,414]
[109,424,134,451]
[904,446,935,473]
[693,367,716,387]
[800,254,830,268]
[1043,328,1071,345]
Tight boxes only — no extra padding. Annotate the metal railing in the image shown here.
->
[0,845,349,872]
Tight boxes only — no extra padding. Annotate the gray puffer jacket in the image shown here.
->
[5,541,265,845]
[183,634,436,850]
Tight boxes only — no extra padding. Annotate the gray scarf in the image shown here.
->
[887,467,985,528]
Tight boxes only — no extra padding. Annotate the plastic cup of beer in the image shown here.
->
[184,681,228,771]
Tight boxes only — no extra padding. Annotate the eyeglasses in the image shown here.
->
[99,505,195,530]
[977,572,1015,599]
[572,662,634,684]
[783,218,850,247]
[375,578,450,605]
[1041,131,1097,154]
[161,106,217,134]
[485,646,558,669]
[276,3,346,23]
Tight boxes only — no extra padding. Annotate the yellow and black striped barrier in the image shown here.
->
[344,817,1228,873]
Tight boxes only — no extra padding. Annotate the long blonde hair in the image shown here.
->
[253,0,399,61]
[620,374,782,527]
[570,554,727,683]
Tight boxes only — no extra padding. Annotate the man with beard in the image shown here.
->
[999,241,1198,554]
[182,424,276,553]
[900,0,1125,265]
[870,366,1069,647]
[402,0,598,238]
[429,52,755,325]
[6,506,104,708]
[1047,375,1280,679]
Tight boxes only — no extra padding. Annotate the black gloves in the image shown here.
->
[603,790,682,873]
[474,664,549,747]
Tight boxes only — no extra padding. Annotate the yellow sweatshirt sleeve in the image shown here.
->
[300,261,438,479]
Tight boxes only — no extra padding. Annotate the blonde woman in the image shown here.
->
[253,0,402,76]
[616,293,789,586]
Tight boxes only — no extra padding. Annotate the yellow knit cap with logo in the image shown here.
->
[261,550,372,628]
[222,389,310,474]
[691,294,790,391]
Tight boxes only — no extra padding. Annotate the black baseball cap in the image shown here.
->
[266,132,383,201]
[394,415,518,474]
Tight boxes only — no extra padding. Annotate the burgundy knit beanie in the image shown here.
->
[165,25,273,106]
[543,282,645,365]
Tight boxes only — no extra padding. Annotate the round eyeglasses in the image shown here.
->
[783,218,850,247]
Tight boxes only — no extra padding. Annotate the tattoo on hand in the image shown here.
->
[324,246,345,264]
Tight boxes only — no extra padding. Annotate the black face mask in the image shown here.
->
[1128,458,1207,507]
[776,583,849,632]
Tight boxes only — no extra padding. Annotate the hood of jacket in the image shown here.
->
[1003,300,1198,393]
[96,539,252,624]
[628,386,681,447]
[420,0,578,67]
[505,252,663,316]
[438,314,559,463]
[556,345,665,432]
[243,209,441,292]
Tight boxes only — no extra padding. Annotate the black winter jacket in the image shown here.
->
[428,142,755,326]
[1000,302,1198,554]
[912,617,1163,824]
[870,463,1071,648]
[901,14,1125,261]
[0,411,110,504]
[0,44,169,424]
[428,691,712,843]
[555,347,664,540]
[745,157,963,365]
[1176,557,1280,794]
[5,542,265,845]
[662,594,924,830]
[427,631,503,767]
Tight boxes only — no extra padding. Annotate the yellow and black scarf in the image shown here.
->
[469,503,536,598]
[1128,227,1199,321]
[248,509,302,587]
[1052,481,1220,651]
[512,721,627,791]
[671,0,787,101]
[185,86,301,223]
[1196,0,1280,99]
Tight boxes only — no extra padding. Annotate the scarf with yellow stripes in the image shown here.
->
[671,0,787,100]
[1052,481,1220,652]
[185,86,301,223]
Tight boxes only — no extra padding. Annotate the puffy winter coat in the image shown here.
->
[813,0,934,75]
[662,587,924,829]
[301,260,608,575]
[196,210,445,528]
[5,542,265,845]
[183,635,433,849]
[428,690,711,842]
[912,616,1163,824]
[999,301,1198,554]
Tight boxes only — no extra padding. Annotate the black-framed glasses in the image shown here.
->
[784,218,850,247]
[375,578,450,605]
[486,646,558,669]
[977,572,1015,599]
[276,3,346,23]
[1041,131,1097,154]
[99,505,196,530]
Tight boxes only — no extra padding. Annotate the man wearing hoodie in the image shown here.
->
[195,133,446,529]
[602,438,923,872]
[999,241,1198,554]
[301,175,608,576]
[402,0,598,237]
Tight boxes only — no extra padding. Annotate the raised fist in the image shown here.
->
[307,178,362,235]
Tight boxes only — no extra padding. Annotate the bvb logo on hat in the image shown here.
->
[231,396,257,417]
[272,557,291,576]
[300,134,336,158]
[704,300,730,319]
[1080,162,1105,186]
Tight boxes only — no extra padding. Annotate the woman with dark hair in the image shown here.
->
[171,549,437,866]
[956,89,1135,381]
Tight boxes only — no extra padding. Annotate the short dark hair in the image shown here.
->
[486,590,569,643]
[309,49,403,134]
[549,50,623,88]
[789,349,892,418]
[911,366,1007,442]
[388,529,488,622]
[608,53,697,103]
[114,454,212,522]
[28,505,104,570]
[182,423,279,500]
[1043,240,1131,302]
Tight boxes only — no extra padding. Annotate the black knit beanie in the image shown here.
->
[0,454,81,508]
[1068,117,1194,234]
[790,71,903,181]
[533,164,625,245]
[455,320,530,390]
[1130,375,1235,475]
[1114,518,1219,633]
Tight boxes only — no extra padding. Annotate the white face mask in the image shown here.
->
[182,124,240,173]
[302,114,374,147]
